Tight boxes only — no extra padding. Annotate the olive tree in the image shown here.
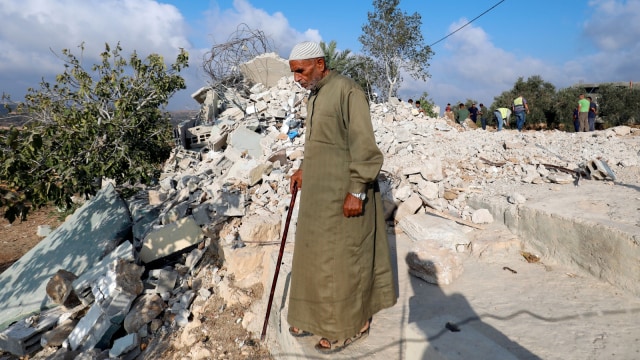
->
[359,0,433,101]
[0,43,188,222]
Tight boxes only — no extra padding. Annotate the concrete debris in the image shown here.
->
[46,269,80,307]
[1,51,639,358]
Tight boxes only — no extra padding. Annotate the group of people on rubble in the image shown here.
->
[443,95,529,132]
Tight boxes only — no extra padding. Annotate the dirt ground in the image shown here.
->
[0,206,64,274]
[0,208,273,360]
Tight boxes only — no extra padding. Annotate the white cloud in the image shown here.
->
[203,0,321,58]
[0,0,191,103]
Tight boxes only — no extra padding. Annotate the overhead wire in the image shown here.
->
[429,0,506,47]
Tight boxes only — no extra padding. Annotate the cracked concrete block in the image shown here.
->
[72,241,135,306]
[395,194,424,222]
[238,214,281,243]
[0,306,68,356]
[399,213,471,252]
[67,304,119,351]
[238,52,290,88]
[109,333,139,358]
[45,269,79,307]
[406,241,464,285]
[124,294,165,334]
[140,216,204,263]
[209,190,245,217]
[191,202,211,226]
[145,269,178,295]
[228,127,263,159]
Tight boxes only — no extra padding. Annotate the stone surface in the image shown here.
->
[45,269,79,306]
[140,216,204,263]
[124,294,165,334]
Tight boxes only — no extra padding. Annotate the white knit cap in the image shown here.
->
[289,41,325,61]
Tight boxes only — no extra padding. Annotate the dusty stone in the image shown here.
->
[395,193,423,222]
[36,225,52,237]
[124,294,165,334]
[443,190,458,200]
[40,319,78,348]
[237,214,281,243]
[46,269,79,306]
[471,209,494,224]
[406,241,464,285]
[508,193,527,204]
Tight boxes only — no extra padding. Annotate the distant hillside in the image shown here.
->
[0,102,17,116]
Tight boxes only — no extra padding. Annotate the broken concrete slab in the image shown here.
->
[399,213,471,252]
[228,126,264,159]
[139,216,204,263]
[72,241,136,306]
[45,269,79,307]
[0,184,132,333]
[123,293,165,334]
[238,52,291,89]
[0,306,70,356]
[406,241,464,285]
[66,303,120,351]
[109,332,140,358]
[145,269,178,295]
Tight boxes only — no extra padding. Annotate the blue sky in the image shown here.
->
[1,0,638,111]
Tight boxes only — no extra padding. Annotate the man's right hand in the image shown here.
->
[290,169,302,193]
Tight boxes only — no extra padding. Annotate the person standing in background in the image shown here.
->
[456,103,470,124]
[587,96,597,131]
[512,94,529,132]
[577,94,590,132]
[469,103,479,125]
[479,103,489,130]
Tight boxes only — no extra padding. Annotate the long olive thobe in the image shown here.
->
[287,71,397,340]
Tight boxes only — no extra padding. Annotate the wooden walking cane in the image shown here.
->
[261,183,298,341]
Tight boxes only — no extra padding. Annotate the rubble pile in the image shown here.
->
[0,52,639,359]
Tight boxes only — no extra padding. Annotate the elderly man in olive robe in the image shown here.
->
[286,41,396,353]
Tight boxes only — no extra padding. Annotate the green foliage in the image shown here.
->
[320,41,353,73]
[596,84,640,127]
[416,91,438,117]
[359,0,433,101]
[0,43,188,222]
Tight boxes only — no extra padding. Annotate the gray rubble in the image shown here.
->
[1,52,639,358]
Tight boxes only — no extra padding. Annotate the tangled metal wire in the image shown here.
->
[202,23,274,104]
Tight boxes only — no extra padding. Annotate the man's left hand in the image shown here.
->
[343,193,363,217]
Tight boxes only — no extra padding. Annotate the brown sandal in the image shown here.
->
[314,322,370,354]
[289,326,313,338]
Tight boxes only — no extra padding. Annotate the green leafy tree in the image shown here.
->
[320,40,353,73]
[359,0,433,101]
[346,55,386,103]
[0,43,188,222]
[595,84,640,127]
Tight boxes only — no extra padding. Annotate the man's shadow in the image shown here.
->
[406,260,541,360]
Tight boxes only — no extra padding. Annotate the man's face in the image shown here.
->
[289,58,325,90]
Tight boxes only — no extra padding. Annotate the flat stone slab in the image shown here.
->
[0,184,132,333]
[139,216,204,263]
